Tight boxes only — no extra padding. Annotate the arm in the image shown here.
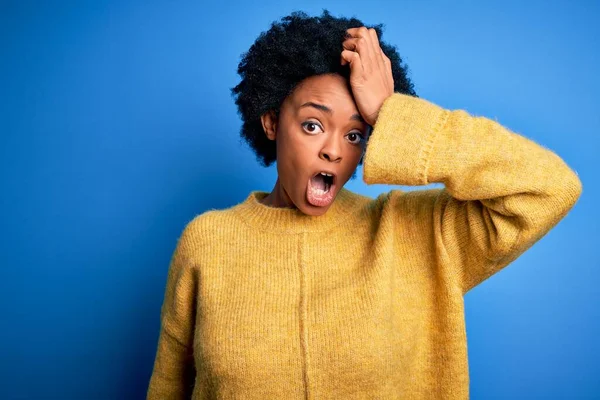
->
[147,224,199,399]
[363,92,582,294]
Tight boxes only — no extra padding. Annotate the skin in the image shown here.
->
[259,26,395,216]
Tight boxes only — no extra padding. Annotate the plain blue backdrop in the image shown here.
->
[1,0,598,398]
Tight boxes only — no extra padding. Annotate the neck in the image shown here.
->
[259,177,296,209]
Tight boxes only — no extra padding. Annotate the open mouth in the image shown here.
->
[312,171,335,192]
[306,170,337,207]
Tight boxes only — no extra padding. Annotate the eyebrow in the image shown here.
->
[299,101,365,123]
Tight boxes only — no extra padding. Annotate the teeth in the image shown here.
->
[319,172,333,177]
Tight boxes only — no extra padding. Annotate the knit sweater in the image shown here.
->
[146,93,582,399]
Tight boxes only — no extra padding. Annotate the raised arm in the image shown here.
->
[363,92,582,294]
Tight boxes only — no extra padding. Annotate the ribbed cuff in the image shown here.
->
[363,92,448,186]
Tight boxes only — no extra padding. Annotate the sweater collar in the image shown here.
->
[233,187,367,233]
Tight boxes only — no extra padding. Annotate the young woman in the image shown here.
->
[147,10,582,400]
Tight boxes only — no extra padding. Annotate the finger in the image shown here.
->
[369,28,394,93]
[340,49,364,75]
[344,27,374,72]
[357,27,378,72]
[342,38,363,52]
[368,28,386,72]
[379,48,394,92]
[342,37,372,73]
[345,27,369,38]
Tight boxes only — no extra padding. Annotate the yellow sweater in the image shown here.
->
[147,93,582,399]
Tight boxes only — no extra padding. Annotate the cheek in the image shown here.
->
[281,129,313,162]
[340,150,364,179]
[344,145,364,163]
[275,132,306,183]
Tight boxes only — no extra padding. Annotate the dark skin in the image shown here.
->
[260,27,394,216]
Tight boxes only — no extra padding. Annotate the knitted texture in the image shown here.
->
[147,93,582,399]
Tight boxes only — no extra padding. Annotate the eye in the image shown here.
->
[346,131,366,145]
[301,121,324,134]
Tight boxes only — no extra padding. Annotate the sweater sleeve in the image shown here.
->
[147,225,199,399]
[363,93,582,295]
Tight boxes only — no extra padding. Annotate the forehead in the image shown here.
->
[287,74,358,113]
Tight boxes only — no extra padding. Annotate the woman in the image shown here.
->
[147,10,582,400]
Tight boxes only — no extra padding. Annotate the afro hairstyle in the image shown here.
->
[230,9,417,170]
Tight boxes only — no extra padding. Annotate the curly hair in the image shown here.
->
[231,9,417,168]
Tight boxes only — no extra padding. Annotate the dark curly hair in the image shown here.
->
[231,9,417,169]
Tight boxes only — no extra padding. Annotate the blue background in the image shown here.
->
[1,0,598,398]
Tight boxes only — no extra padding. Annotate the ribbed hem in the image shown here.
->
[232,187,369,233]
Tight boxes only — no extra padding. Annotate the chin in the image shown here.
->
[301,207,328,217]
[299,197,333,216]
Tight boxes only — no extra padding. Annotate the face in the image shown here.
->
[260,73,370,216]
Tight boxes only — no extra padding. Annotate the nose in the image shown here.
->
[319,134,342,163]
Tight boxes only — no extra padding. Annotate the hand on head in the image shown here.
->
[341,27,395,126]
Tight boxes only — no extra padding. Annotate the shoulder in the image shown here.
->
[171,209,229,257]
[180,207,233,240]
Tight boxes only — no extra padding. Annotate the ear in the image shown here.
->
[260,110,278,141]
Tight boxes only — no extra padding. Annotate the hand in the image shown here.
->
[341,27,394,126]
